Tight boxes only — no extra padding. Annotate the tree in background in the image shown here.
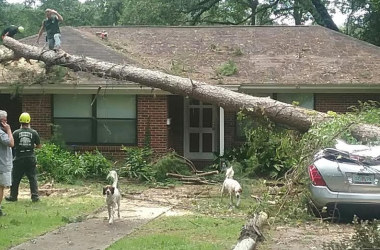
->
[1,0,380,47]
[339,0,380,46]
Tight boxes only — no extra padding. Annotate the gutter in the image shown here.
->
[238,84,380,94]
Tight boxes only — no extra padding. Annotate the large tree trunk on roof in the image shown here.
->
[2,37,380,141]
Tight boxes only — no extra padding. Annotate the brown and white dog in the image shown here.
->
[103,170,121,224]
[221,166,242,207]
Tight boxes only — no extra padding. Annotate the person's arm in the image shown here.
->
[1,28,9,40]
[36,21,45,43]
[51,9,63,22]
[1,121,14,147]
[34,131,41,149]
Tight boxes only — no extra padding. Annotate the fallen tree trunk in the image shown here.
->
[2,37,380,139]
[0,45,15,62]
[234,211,268,250]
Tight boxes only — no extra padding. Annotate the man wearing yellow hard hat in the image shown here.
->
[1,25,24,40]
[6,112,41,203]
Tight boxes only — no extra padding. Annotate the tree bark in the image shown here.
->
[2,37,380,141]
[0,45,15,62]
[310,0,340,31]
[234,212,268,250]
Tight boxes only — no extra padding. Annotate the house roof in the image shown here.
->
[3,25,380,93]
[75,25,380,87]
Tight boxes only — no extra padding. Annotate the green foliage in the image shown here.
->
[216,60,238,76]
[323,217,380,249]
[36,143,112,183]
[118,0,186,25]
[78,150,113,179]
[152,152,191,182]
[121,146,153,182]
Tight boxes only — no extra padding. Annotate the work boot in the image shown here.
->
[5,196,17,202]
[32,197,40,202]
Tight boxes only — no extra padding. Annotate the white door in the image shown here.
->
[184,98,217,160]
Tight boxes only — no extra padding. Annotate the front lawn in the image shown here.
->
[0,183,104,249]
[108,215,245,250]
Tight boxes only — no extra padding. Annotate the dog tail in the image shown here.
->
[225,166,234,179]
[107,170,118,188]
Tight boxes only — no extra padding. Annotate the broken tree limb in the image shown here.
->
[195,170,219,176]
[234,211,268,250]
[3,37,380,140]
[166,173,211,184]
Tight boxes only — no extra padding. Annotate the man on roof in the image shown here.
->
[36,9,63,51]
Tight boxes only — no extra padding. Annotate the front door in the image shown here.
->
[184,98,216,160]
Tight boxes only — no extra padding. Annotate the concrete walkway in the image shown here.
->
[10,199,173,250]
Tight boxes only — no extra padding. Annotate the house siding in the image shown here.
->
[137,95,168,154]
[315,93,380,113]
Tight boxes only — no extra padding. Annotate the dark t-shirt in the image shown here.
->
[13,127,41,160]
[1,25,19,38]
[44,17,60,39]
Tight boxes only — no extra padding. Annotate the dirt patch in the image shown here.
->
[260,223,353,250]
[9,184,354,250]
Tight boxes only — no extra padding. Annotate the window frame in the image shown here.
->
[52,94,137,146]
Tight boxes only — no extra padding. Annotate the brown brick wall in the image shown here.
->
[315,93,380,113]
[22,95,52,140]
[137,95,168,154]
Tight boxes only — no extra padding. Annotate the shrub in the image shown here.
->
[152,152,191,182]
[216,60,238,76]
[36,143,112,183]
[78,150,113,179]
[121,146,154,181]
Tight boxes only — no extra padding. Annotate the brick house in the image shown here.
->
[1,25,380,166]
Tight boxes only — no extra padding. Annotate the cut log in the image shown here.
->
[234,211,268,250]
[2,37,380,140]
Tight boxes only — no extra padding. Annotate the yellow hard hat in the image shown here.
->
[19,112,31,124]
[18,26,25,33]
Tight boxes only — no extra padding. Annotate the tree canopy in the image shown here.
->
[0,0,379,46]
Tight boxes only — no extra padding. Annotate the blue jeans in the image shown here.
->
[48,33,61,50]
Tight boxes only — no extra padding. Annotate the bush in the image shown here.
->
[121,146,154,181]
[216,60,238,76]
[78,150,113,179]
[36,143,112,183]
[152,152,191,182]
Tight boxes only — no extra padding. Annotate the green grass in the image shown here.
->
[0,184,103,249]
[108,215,244,250]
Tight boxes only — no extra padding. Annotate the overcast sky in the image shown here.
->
[5,0,348,27]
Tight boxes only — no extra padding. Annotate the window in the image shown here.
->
[53,94,136,144]
[276,93,314,109]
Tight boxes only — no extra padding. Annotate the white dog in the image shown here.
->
[103,170,121,224]
[221,166,242,207]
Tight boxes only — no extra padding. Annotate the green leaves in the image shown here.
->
[36,143,112,184]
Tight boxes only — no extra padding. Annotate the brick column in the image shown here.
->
[137,95,168,154]
[22,95,52,140]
